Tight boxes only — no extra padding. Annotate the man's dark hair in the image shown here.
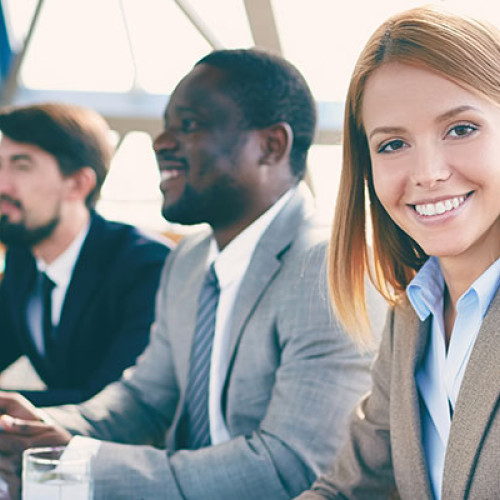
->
[196,49,316,180]
[0,102,113,208]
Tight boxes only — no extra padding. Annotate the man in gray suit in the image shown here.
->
[0,49,374,499]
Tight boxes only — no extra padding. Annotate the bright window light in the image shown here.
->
[20,0,135,91]
[120,0,211,94]
[2,0,38,50]
[97,131,166,232]
[307,144,342,228]
[185,0,253,48]
[272,0,500,101]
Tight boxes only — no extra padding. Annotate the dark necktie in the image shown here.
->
[40,272,56,357]
[182,263,220,450]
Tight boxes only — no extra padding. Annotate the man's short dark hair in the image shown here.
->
[0,102,113,208]
[196,49,316,180]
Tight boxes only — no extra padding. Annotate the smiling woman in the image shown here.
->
[297,5,500,500]
[363,62,500,281]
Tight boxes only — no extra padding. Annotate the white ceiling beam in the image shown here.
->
[173,0,224,49]
[243,0,281,53]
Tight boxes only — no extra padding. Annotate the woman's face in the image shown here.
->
[362,62,500,272]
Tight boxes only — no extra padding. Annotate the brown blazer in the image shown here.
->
[298,289,500,499]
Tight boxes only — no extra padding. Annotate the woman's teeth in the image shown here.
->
[414,195,466,216]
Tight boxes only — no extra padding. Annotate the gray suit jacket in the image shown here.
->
[47,184,375,499]
[298,288,500,499]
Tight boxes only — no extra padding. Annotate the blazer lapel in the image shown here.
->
[226,250,282,361]
[442,291,500,498]
[222,184,314,396]
[394,303,434,497]
[9,249,37,335]
[54,214,111,367]
[7,250,60,383]
[173,237,212,393]
[11,254,48,369]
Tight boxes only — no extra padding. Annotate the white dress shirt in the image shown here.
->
[407,255,500,499]
[27,221,90,355]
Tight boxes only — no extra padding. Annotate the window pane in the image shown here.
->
[272,0,500,102]
[121,0,211,94]
[20,0,134,91]
[186,0,253,48]
[2,0,38,50]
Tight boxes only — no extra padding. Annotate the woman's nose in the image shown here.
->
[410,147,451,188]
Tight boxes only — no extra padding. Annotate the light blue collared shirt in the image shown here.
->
[407,256,500,499]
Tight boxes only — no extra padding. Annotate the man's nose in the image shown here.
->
[0,169,15,193]
[153,128,179,153]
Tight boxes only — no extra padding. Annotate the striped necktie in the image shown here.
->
[182,263,220,449]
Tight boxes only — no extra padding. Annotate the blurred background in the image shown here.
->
[2,0,499,239]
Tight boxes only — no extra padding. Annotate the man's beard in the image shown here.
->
[162,178,248,229]
[0,214,60,247]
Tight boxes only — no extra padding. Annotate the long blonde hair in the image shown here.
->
[330,5,500,345]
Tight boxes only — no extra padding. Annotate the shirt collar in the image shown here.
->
[407,256,444,321]
[208,187,296,288]
[407,255,500,321]
[37,219,91,288]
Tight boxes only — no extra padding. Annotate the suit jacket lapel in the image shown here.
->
[54,214,110,365]
[395,302,433,497]
[11,253,46,368]
[7,249,59,383]
[164,234,212,450]
[9,249,37,335]
[222,184,314,396]
[442,290,500,498]
[174,237,212,392]
[227,250,282,360]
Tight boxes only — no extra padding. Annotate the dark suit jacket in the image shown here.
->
[0,211,171,406]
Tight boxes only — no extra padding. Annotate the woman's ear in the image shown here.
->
[65,167,97,202]
[259,122,293,166]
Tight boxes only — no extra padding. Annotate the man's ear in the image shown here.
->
[259,122,293,166]
[65,167,97,202]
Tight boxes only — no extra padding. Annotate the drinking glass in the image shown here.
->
[22,446,93,500]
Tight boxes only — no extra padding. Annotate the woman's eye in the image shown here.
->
[377,139,406,154]
[447,123,477,138]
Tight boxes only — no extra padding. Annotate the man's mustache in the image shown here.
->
[0,194,22,209]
